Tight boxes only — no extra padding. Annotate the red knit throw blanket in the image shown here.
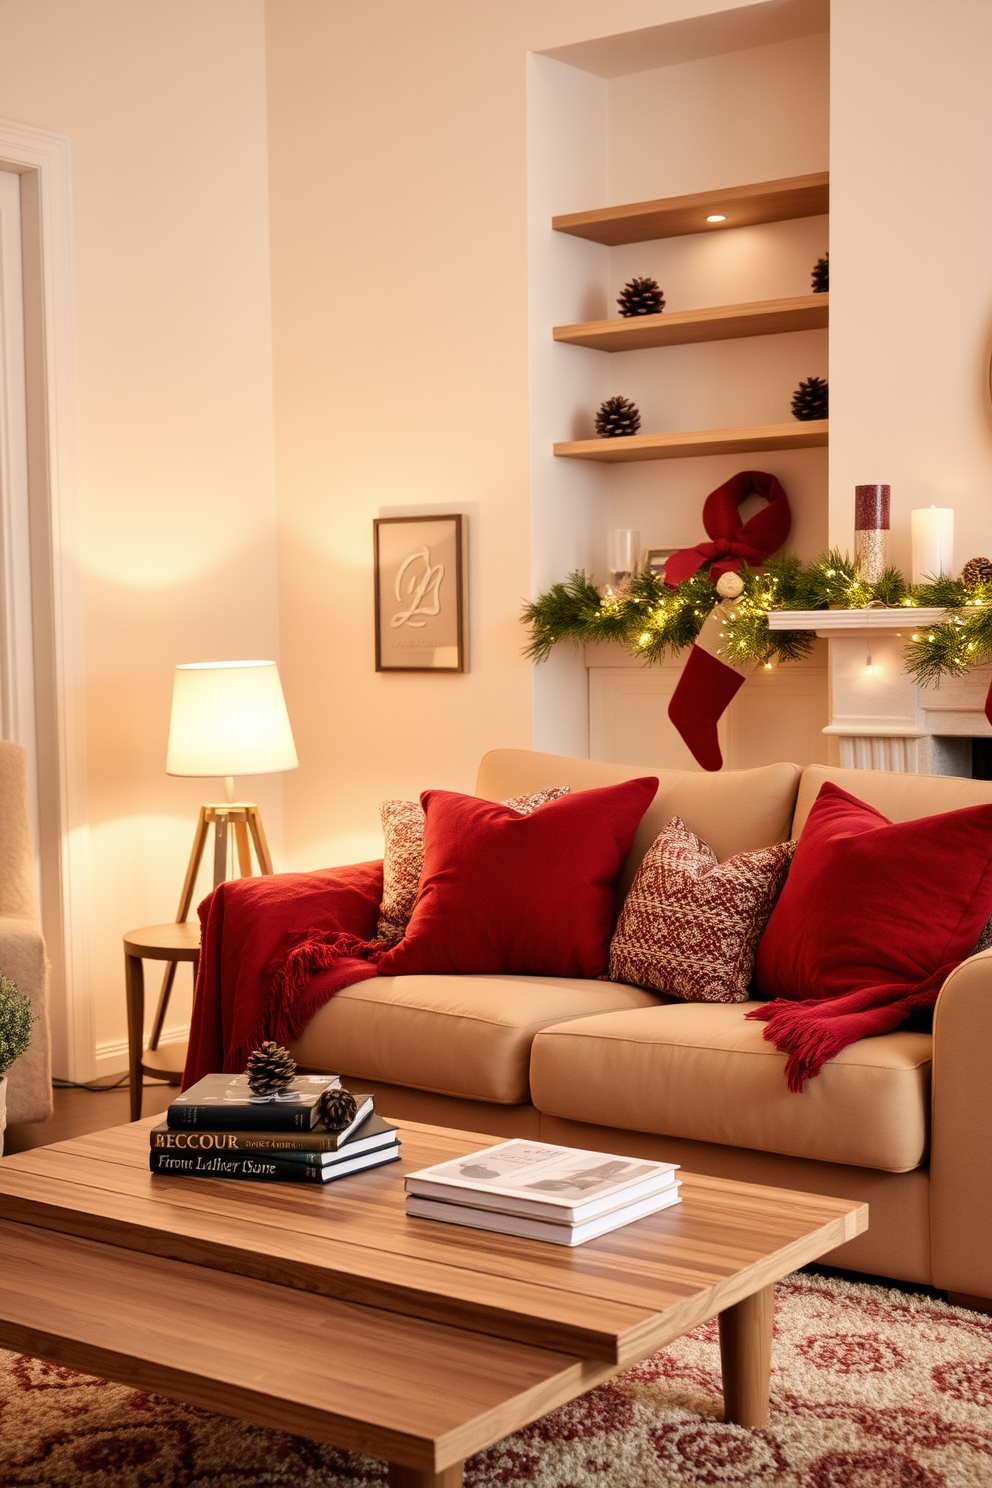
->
[745,968,949,1094]
[183,861,385,1088]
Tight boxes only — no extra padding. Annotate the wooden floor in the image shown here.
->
[3,1081,173,1155]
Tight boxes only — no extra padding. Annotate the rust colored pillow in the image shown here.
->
[376,777,658,979]
[609,816,794,1001]
[376,787,569,945]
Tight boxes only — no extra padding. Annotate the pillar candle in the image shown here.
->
[911,507,954,583]
[854,484,890,583]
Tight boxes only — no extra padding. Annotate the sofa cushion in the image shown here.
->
[289,974,660,1104]
[529,1002,932,1172]
[475,749,801,895]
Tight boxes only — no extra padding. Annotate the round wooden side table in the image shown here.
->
[124,922,201,1121]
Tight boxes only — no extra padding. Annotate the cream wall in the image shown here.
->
[0,0,281,1075]
[830,0,992,574]
[264,0,771,869]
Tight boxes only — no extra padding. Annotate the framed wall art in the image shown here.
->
[644,546,678,580]
[374,513,465,672]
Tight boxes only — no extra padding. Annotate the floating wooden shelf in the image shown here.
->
[554,420,828,464]
[554,293,828,352]
[553,172,829,246]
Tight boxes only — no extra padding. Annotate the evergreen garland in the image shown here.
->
[522,552,989,684]
[903,581,992,684]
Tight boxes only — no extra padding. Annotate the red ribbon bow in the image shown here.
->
[663,471,792,589]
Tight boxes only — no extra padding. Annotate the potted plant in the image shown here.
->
[0,974,34,1157]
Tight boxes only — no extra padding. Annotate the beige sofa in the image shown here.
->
[289,749,992,1307]
[0,741,52,1126]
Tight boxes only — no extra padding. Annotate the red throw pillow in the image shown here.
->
[375,787,570,946]
[755,781,992,1003]
[376,777,658,979]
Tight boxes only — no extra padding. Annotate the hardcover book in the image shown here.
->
[150,1140,400,1184]
[166,1073,343,1131]
[405,1139,679,1223]
[405,1183,681,1246]
[150,1108,392,1156]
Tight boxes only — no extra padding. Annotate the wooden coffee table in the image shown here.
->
[0,1118,866,1486]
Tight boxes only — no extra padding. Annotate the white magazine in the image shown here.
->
[406,1183,681,1246]
[405,1139,679,1223]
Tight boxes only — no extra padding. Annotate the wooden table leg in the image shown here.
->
[718,1284,774,1428]
[124,951,145,1122]
[389,1463,463,1488]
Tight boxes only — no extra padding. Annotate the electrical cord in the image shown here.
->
[51,1075,171,1092]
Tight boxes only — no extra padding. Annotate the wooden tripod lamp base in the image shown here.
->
[140,659,300,1094]
[179,801,273,917]
[144,799,276,1070]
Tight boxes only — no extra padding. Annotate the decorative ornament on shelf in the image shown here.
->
[245,1040,296,1096]
[617,276,665,317]
[962,556,992,590]
[316,1085,359,1132]
[791,376,828,422]
[854,484,890,585]
[715,571,745,599]
[811,254,829,293]
[595,395,641,438]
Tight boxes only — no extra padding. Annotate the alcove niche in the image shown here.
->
[527,0,831,769]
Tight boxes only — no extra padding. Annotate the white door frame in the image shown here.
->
[0,118,92,1082]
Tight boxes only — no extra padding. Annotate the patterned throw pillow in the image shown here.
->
[608,816,794,1002]
[376,786,569,945]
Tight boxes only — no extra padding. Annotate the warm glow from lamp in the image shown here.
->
[706,214,727,222]
[166,661,298,780]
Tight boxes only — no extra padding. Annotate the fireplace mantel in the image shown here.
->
[767,608,992,773]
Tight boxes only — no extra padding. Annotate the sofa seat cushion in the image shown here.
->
[529,1002,932,1172]
[288,975,660,1104]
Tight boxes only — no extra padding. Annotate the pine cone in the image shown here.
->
[596,395,641,438]
[811,254,829,294]
[316,1086,359,1131]
[962,556,992,589]
[791,376,828,422]
[617,277,665,318]
[245,1041,296,1096]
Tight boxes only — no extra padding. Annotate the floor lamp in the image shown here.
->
[146,659,299,1052]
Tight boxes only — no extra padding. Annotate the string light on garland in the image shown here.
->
[522,550,992,687]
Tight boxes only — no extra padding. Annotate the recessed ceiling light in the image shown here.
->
[706,214,727,223]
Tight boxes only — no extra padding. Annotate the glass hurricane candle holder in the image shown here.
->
[610,529,640,591]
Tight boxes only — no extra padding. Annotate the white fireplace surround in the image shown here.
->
[767,609,992,774]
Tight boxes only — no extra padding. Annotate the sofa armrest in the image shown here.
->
[930,948,992,1298]
[0,915,52,1125]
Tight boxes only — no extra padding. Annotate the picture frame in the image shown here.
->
[644,546,678,579]
[374,513,465,672]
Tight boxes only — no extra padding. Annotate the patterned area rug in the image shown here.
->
[2,1272,991,1487]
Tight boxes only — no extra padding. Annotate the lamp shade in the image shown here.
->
[166,661,298,777]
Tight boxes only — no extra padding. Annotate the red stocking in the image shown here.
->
[668,641,746,772]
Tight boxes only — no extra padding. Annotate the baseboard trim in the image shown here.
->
[94,1025,190,1078]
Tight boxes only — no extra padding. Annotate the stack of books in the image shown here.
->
[150,1073,400,1184]
[405,1138,680,1246]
